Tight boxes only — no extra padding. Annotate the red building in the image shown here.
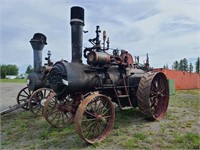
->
[154,68,200,90]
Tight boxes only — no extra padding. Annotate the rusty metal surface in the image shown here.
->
[136,72,169,121]
[75,93,115,144]
[43,92,75,128]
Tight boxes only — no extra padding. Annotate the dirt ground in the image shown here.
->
[0,83,26,112]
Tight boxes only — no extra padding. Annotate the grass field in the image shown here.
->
[1,90,200,149]
[0,79,26,83]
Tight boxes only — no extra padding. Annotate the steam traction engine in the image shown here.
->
[17,33,54,116]
[44,6,169,143]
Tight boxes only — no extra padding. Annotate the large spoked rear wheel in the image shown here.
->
[29,88,53,116]
[43,92,75,128]
[75,94,115,144]
[136,72,169,121]
[16,87,33,110]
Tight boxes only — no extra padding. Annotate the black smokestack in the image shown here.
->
[70,6,84,63]
[30,33,47,73]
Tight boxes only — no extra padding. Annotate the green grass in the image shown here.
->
[0,79,26,83]
[176,89,200,95]
[1,90,200,149]
[174,132,200,149]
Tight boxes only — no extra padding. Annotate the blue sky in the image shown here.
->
[0,0,199,73]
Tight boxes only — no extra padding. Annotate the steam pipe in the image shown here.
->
[70,6,84,63]
[30,33,47,73]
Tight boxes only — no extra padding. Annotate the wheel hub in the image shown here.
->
[157,91,161,98]
[96,114,102,121]
[41,98,47,106]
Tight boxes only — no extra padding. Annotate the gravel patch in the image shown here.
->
[0,83,26,112]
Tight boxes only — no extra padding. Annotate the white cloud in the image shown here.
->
[0,0,199,72]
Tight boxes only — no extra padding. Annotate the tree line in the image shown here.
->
[163,57,200,73]
[0,64,18,78]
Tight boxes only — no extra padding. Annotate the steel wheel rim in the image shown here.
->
[44,93,74,128]
[16,87,32,110]
[75,94,115,144]
[29,88,53,116]
[149,73,169,120]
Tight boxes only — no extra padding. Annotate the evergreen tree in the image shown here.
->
[178,59,184,71]
[182,58,188,71]
[172,61,179,70]
[163,64,168,69]
[195,57,200,73]
[189,62,193,73]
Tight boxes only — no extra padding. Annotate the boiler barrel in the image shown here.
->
[48,61,99,95]
[48,61,145,97]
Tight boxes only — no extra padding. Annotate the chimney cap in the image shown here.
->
[70,6,84,24]
[30,33,47,45]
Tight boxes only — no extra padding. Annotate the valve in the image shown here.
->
[45,51,53,66]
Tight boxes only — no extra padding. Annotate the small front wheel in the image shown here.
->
[16,87,32,110]
[75,94,115,144]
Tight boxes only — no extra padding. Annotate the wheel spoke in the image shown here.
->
[85,109,96,117]
[82,118,96,122]
[18,98,28,102]
[82,120,96,132]
[160,87,166,93]
[23,90,30,96]
[55,111,62,125]
[43,89,46,98]
[49,110,60,122]
[103,115,111,119]
[101,108,110,116]
[84,123,94,139]
[19,94,29,98]
[61,112,65,125]
[49,108,59,116]
[35,106,42,114]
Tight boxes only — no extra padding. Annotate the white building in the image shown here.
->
[5,75,17,79]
